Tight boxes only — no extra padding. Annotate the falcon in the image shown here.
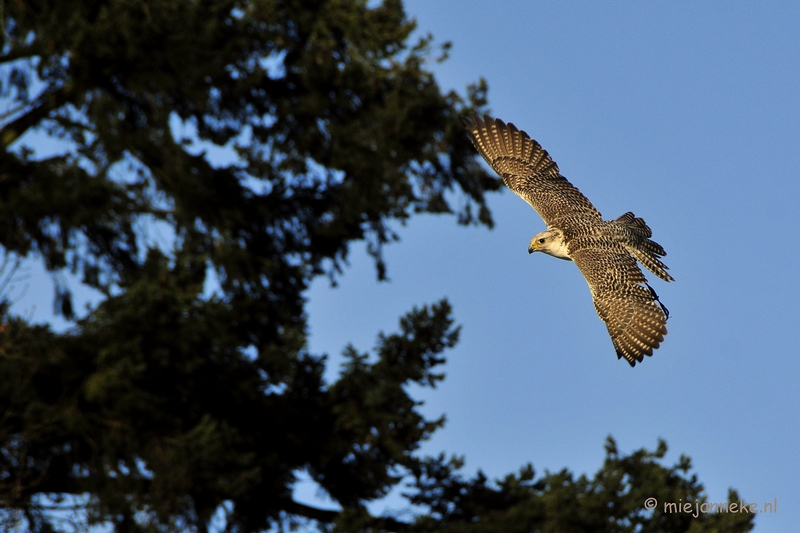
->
[464,114,673,366]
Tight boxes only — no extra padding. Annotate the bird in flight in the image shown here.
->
[464,114,672,366]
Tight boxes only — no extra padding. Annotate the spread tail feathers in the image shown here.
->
[615,212,674,282]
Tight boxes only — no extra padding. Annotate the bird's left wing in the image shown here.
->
[569,239,668,365]
[464,114,602,227]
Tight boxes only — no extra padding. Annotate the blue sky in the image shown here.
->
[9,1,800,531]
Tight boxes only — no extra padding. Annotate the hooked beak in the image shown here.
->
[528,245,535,254]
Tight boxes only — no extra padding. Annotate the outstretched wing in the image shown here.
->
[570,240,668,365]
[464,114,602,227]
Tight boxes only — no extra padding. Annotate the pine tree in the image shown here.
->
[398,437,754,533]
[1,0,492,530]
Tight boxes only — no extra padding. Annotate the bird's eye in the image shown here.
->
[538,238,545,244]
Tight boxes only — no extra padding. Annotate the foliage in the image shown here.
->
[0,0,492,529]
[392,437,754,533]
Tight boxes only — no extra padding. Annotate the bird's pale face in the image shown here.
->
[528,229,571,260]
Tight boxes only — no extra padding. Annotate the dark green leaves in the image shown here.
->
[402,437,754,533]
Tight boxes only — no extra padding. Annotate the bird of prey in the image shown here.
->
[464,114,673,366]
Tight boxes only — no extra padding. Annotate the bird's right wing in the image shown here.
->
[569,240,668,366]
[464,114,602,227]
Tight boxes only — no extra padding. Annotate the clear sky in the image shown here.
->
[9,1,800,531]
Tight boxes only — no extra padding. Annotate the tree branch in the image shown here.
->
[283,499,340,523]
[284,499,412,531]
[1,84,73,148]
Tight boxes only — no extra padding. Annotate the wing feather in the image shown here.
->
[464,114,602,227]
[570,242,668,366]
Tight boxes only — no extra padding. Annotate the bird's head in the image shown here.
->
[528,229,571,260]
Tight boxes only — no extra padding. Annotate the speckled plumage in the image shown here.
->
[464,114,673,366]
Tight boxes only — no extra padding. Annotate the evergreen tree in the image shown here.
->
[396,437,754,533]
[0,1,753,532]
